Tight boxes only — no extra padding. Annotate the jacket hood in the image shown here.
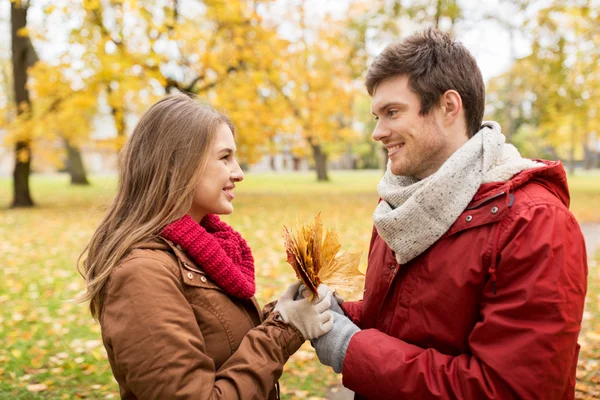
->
[472,160,570,208]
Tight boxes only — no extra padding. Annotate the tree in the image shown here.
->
[10,0,38,207]
[34,0,288,167]
[485,1,600,172]
[26,60,98,185]
[268,1,360,181]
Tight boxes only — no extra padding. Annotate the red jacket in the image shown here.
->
[341,161,587,400]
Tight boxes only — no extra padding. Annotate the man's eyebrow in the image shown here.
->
[371,102,408,116]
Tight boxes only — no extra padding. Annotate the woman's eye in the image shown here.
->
[221,154,230,161]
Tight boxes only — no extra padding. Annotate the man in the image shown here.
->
[311,28,588,399]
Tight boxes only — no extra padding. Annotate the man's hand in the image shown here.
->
[311,312,360,373]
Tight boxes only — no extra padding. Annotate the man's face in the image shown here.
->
[371,75,453,180]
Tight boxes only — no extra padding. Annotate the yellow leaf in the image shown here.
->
[17,148,30,163]
[17,27,29,37]
[30,357,44,368]
[283,214,362,298]
[26,383,47,392]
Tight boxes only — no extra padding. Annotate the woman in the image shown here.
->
[78,94,333,399]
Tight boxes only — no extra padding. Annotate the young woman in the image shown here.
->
[78,94,333,399]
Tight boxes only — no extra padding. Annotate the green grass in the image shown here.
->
[0,170,598,399]
[566,171,600,223]
[576,250,600,400]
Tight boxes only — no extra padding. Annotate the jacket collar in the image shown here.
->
[130,238,264,319]
[131,238,207,274]
[443,160,568,238]
[469,160,568,208]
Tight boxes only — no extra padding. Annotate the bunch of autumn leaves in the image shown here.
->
[283,214,362,299]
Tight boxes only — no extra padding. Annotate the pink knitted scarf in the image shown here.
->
[161,214,256,299]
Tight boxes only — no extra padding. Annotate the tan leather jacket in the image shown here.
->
[100,239,304,399]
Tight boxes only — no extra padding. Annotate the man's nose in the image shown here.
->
[372,120,389,142]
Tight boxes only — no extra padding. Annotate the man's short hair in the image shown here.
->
[365,28,485,137]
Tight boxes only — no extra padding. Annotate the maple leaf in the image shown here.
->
[283,213,362,299]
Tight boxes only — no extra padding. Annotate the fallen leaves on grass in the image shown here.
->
[2,173,598,400]
[26,383,48,392]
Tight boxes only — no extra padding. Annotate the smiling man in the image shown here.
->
[310,28,588,399]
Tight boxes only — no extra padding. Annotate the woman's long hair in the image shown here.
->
[78,94,235,320]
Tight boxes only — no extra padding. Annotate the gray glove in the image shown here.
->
[311,312,360,373]
[297,284,344,315]
[274,281,333,340]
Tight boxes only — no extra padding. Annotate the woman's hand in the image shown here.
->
[274,281,333,340]
[297,284,345,315]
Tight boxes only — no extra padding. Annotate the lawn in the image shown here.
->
[0,170,598,399]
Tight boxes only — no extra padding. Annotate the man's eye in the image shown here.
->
[387,110,397,117]
[374,116,379,121]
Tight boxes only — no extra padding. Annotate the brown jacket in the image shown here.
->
[100,239,304,399]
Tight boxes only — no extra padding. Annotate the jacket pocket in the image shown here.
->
[179,261,224,291]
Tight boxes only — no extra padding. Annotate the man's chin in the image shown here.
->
[390,163,408,177]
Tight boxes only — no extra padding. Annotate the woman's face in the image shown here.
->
[188,123,244,222]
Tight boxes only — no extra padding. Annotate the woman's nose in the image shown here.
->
[231,160,244,182]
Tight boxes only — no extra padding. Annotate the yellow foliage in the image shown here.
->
[17,148,30,163]
[283,213,362,299]
[486,2,599,161]
[12,0,366,169]
[16,27,29,37]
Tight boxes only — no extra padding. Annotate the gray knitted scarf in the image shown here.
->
[373,121,542,265]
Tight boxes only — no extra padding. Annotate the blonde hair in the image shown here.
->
[78,94,235,319]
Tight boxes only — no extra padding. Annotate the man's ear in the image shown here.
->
[440,90,462,126]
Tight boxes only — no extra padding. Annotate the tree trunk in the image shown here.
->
[107,85,127,152]
[113,105,126,138]
[309,141,329,181]
[583,140,598,170]
[568,156,576,175]
[64,139,90,185]
[12,141,34,207]
[434,0,443,28]
[293,157,301,171]
[11,2,37,208]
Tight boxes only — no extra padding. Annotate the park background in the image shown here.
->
[1,0,599,399]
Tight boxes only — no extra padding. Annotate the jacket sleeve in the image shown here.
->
[101,257,303,400]
[262,300,277,319]
[342,204,587,399]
